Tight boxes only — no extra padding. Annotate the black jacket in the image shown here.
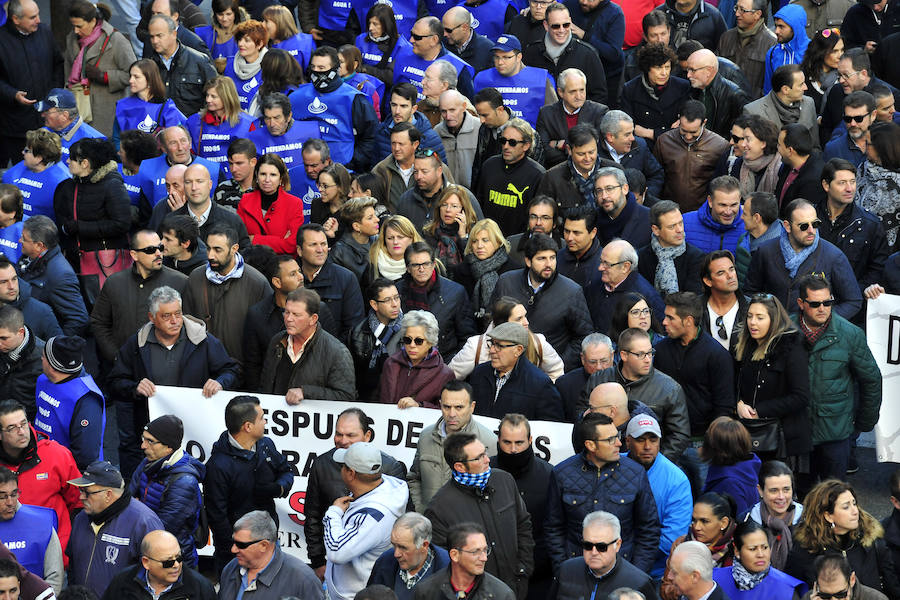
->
[303,260,365,341]
[304,446,407,569]
[691,73,750,138]
[523,37,608,104]
[470,355,566,421]
[397,273,477,359]
[534,157,620,210]
[551,556,659,600]
[100,563,216,600]
[620,75,691,145]
[0,20,63,138]
[656,0,727,51]
[555,366,590,421]
[449,32,498,73]
[135,0,208,47]
[259,326,356,400]
[881,508,900,588]
[816,201,890,292]
[490,268,594,370]
[140,24,209,59]
[505,14,547,48]
[637,241,706,295]
[873,31,900,89]
[150,43,217,117]
[413,567,516,600]
[557,237,604,289]
[330,233,372,285]
[536,100,609,168]
[0,328,44,421]
[425,470,535,599]
[166,201,252,251]
[775,152,827,216]
[347,313,403,402]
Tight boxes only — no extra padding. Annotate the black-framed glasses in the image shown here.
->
[133,244,165,255]
[715,315,727,340]
[1,421,28,434]
[628,308,651,317]
[549,22,571,29]
[145,555,184,568]
[842,113,869,124]
[730,134,743,143]
[599,260,626,269]
[733,4,759,12]
[623,349,656,359]
[461,451,488,463]
[375,295,401,304]
[402,336,427,346]
[81,488,108,496]
[796,219,821,232]
[591,434,620,445]
[812,585,850,600]
[486,340,518,349]
[802,298,835,308]
[410,32,435,41]
[499,136,526,147]
[0,489,20,501]
[415,148,437,158]
[581,538,619,552]
[232,538,265,549]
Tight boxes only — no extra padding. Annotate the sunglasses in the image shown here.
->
[402,336,427,346]
[499,136,526,147]
[730,134,743,143]
[133,244,165,254]
[232,538,265,549]
[715,315,728,340]
[796,219,822,232]
[549,22,571,29]
[751,293,774,302]
[803,298,835,308]
[145,555,184,568]
[813,586,849,600]
[415,148,437,158]
[410,32,434,41]
[842,114,869,124]
[581,539,618,552]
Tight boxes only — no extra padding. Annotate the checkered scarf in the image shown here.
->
[452,467,492,490]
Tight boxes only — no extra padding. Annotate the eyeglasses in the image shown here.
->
[486,339,518,349]
[549,22,571,29]
[813,585,850,600]
[802,298,835,308]
[529,213,553,221]
[0,489,20,501]
[133,244,165,255]
[81,488,108,496]
[458,546,492,556]
[592,434,620,445]
[410,32,435,41]
[795,219,822,231]
[842,113,870,124]
[734,4,758,12]
[461,451,488,463]
[599,260,626,269]
[715,315,728,340]
[584,357,612,367]
[375,295,401,304]
[499,136,526,147]
[628,308,651,317]
[838,70,860,80]
[594,185,622,196]
[530,0,551,5]
[156,311,182,321]
[408,260,433,270]
[1,421,28,434]
[402,336,427,346]
[581,538,619,552]
[415,148,437,158]
[232,538,265,549]
[685,65,712,74]
[623,349,656,360]
[145,555,184,568]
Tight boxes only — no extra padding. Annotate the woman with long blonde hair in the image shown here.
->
[369,215,424,281]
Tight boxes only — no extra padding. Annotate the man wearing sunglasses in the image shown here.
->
[808,555,880,600]
[103,530,215,600]
[791,274,881,481]
[744,198,862,319]
[824,91,877,169]
[68,461,165,597]
[820,48,900,141]
[393,17,476,101]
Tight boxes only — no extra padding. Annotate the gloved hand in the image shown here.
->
[84,63,105,83]
[63,219,79,235]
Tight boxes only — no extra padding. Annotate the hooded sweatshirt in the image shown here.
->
[764,5,810,93]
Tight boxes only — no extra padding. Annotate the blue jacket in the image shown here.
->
[373,111,446,164]
[823,132,867,169]
[128,450,206,567]
[368,545,451,597]
[565,0,626,77]
[645,452,692,577]
[598,137,664,196]
[17,246,89,336]
[764,5,810,93]
[11,279,62,342]
[713,565,807,599]
[470,355,566,422]
[744,235,863,320]
[683,200,746,255]
[545,452,660,573]
[303,260,365,342]
[703,454,762,517]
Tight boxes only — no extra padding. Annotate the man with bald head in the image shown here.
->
[101,530,216,600]
[685,49,749,137]
[435,90,480,189]
[571,382,660,451]
[442,7,496,73]
[393,17,476,100]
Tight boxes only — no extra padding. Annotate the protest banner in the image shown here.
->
[150,386,575,561]
[868,294,900,462]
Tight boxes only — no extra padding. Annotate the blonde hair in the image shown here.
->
[369,215,424,277]
[423,185,477,238]
[200,76,243,126]
[464,218,511,256]
[734,294,795,361]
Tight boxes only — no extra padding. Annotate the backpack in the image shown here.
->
[164,472,210,549]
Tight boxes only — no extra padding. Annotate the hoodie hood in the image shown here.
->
[773,5,810,56]
[361,474,409,518]
[698,199,744,233]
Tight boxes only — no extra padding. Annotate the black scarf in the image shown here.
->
[495,445,534,476]
[465,247,509,313]
[89,490,132,525]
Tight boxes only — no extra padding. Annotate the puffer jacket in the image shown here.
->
[150,43,217,117]
[583,365,691,461]
[304,446,407,569]
[378,348,455,408]
[683,200,747,255]
[470,355,566,422]
[544,452,660,573]
[653,127,730,213]
[407,416,498,512]
[259,325,356,401]
[717,23,777,98]
[128,449,205,567]
[764,5,810,93]
[18,245,90,336]
[790,313,882,445]
[396,273,477,359]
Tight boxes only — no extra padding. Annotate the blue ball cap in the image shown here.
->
[34,88,77,113]
[492,34,522,53]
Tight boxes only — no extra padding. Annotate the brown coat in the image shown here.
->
[717,24,777,98]
[653,127,730,213]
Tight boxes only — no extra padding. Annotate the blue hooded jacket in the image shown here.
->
[764,5,810,93]
[683,200,747,255]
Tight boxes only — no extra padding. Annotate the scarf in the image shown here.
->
[310,67,339,91]
[69,21,105,86]
[543,32,570,63]
[7,326,29,362]
[233,47,267,80]
[495,445,534,476]
[687,521,736,566]
[759,502,795,570]
[205,251,245,284]
[857,160,900,246]
[772,92,802,126]
[433,221,463,268]
[779,226,819,278]
[739,152,782,197]
[368,33,390,43]
[651,235,686,294]
[800,314,829,349]
[452,467,491,490]
[465,247,509,313]
[89,489,131,525]
[640,75,667,101]
[377,252,408,281]
[367,309,403,368]
[736,18,765,43]
[732,559,769,590]
[404,271,436,311]
[568,158,597,206]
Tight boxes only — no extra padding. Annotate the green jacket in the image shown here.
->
[791,313,882,444]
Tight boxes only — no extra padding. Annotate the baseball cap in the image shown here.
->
[492,34,522,53]
[68,461,125,488]
[333,442,383,474]
[626,415,662,439]
[35,88,77,113]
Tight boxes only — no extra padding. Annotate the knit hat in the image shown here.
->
[144,415,184,450]
[333,442,382,474]
[488,322,528,347]
[44,336,85,374]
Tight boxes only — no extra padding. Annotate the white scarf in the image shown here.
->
[233,47,267,80]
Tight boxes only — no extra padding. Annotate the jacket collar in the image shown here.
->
[137,314,207,347]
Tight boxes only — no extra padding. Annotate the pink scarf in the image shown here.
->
[68,21,104,86]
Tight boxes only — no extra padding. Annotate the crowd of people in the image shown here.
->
[0,0,899,597]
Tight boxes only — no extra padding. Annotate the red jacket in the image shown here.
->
[378,348,455,409]
[0,429,82,561]
[237,188,305,255]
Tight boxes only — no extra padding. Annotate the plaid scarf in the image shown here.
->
[452,467,491,490]
[367,309,403,368]
[800,315,829,348]
[404,271,436,311]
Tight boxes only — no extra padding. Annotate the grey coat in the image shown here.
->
[744,92,821,149]
[219,546,323,600]
[259,326,356,402]
[434,112,481,189]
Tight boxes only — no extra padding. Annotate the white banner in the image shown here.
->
[867,294,900,462]
[149,386,575,561]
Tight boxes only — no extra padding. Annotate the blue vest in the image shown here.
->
[290,83,362,165]
[274,33,315,70]
[34,373,105,460]
[248,119,321,169]
[356,34,412,70]
[48,120,105,162]
[118,164,142,207]
[186,112,255,177]
[392,46,474,99]
[318,0,353,30]
[115,96,186,133]
[0,504,57,578]
[195,26,238,59]
[474,66,551,126]
[424,0,463,18]
[223,59,263,111]
[138,155,221,207]
[468,0,512,40]
[0,221,23,263]
[287,166,321,219]
[713,566,807,600]
[1,161,70,219]
[353,0,419,36]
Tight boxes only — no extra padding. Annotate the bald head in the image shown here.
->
[140,530,179,557]
[11,0,40,33]
[443,6,470,26]
[589,382,629,425]
[183,164,212,207]
[164,164,187,203]
[686,50,718,89]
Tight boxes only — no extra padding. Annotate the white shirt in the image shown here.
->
[707,301,739,350]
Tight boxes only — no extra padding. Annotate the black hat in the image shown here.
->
[44,336,85,374]
[68,461,124,488]
[144,415,184,450]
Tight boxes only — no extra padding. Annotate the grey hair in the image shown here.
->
[608,238,638,272]
[148,285,182,315]
[672,541,714,581]
[596,166,627,187]
[583,511,621,539]
[609,589,646,600]
[302,138,331,161]
[149,13,177,32]
[599,110,633,137]
[558,68,587,92]
[22,215,58,248]
[750,0,767,14]
[582,333,613,354]
[401,310,440,347]
[500,118,536,151]
[393,512,433,547]
[233,510,278,542]
[432,60,458,90]
[8,0,32,18]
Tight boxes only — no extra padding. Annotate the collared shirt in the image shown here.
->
[604,277,627,292]
[399,547,435,589]
[563,103,582,116]
[605,141,625,163]
[286,330,315,364]
[688,582,720,600]
[228,432,256,453]
[189,201,212,226]
[494,366,513,401]
[457,30,474,53]
[142,568,175,600]
[237,549,276,600]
